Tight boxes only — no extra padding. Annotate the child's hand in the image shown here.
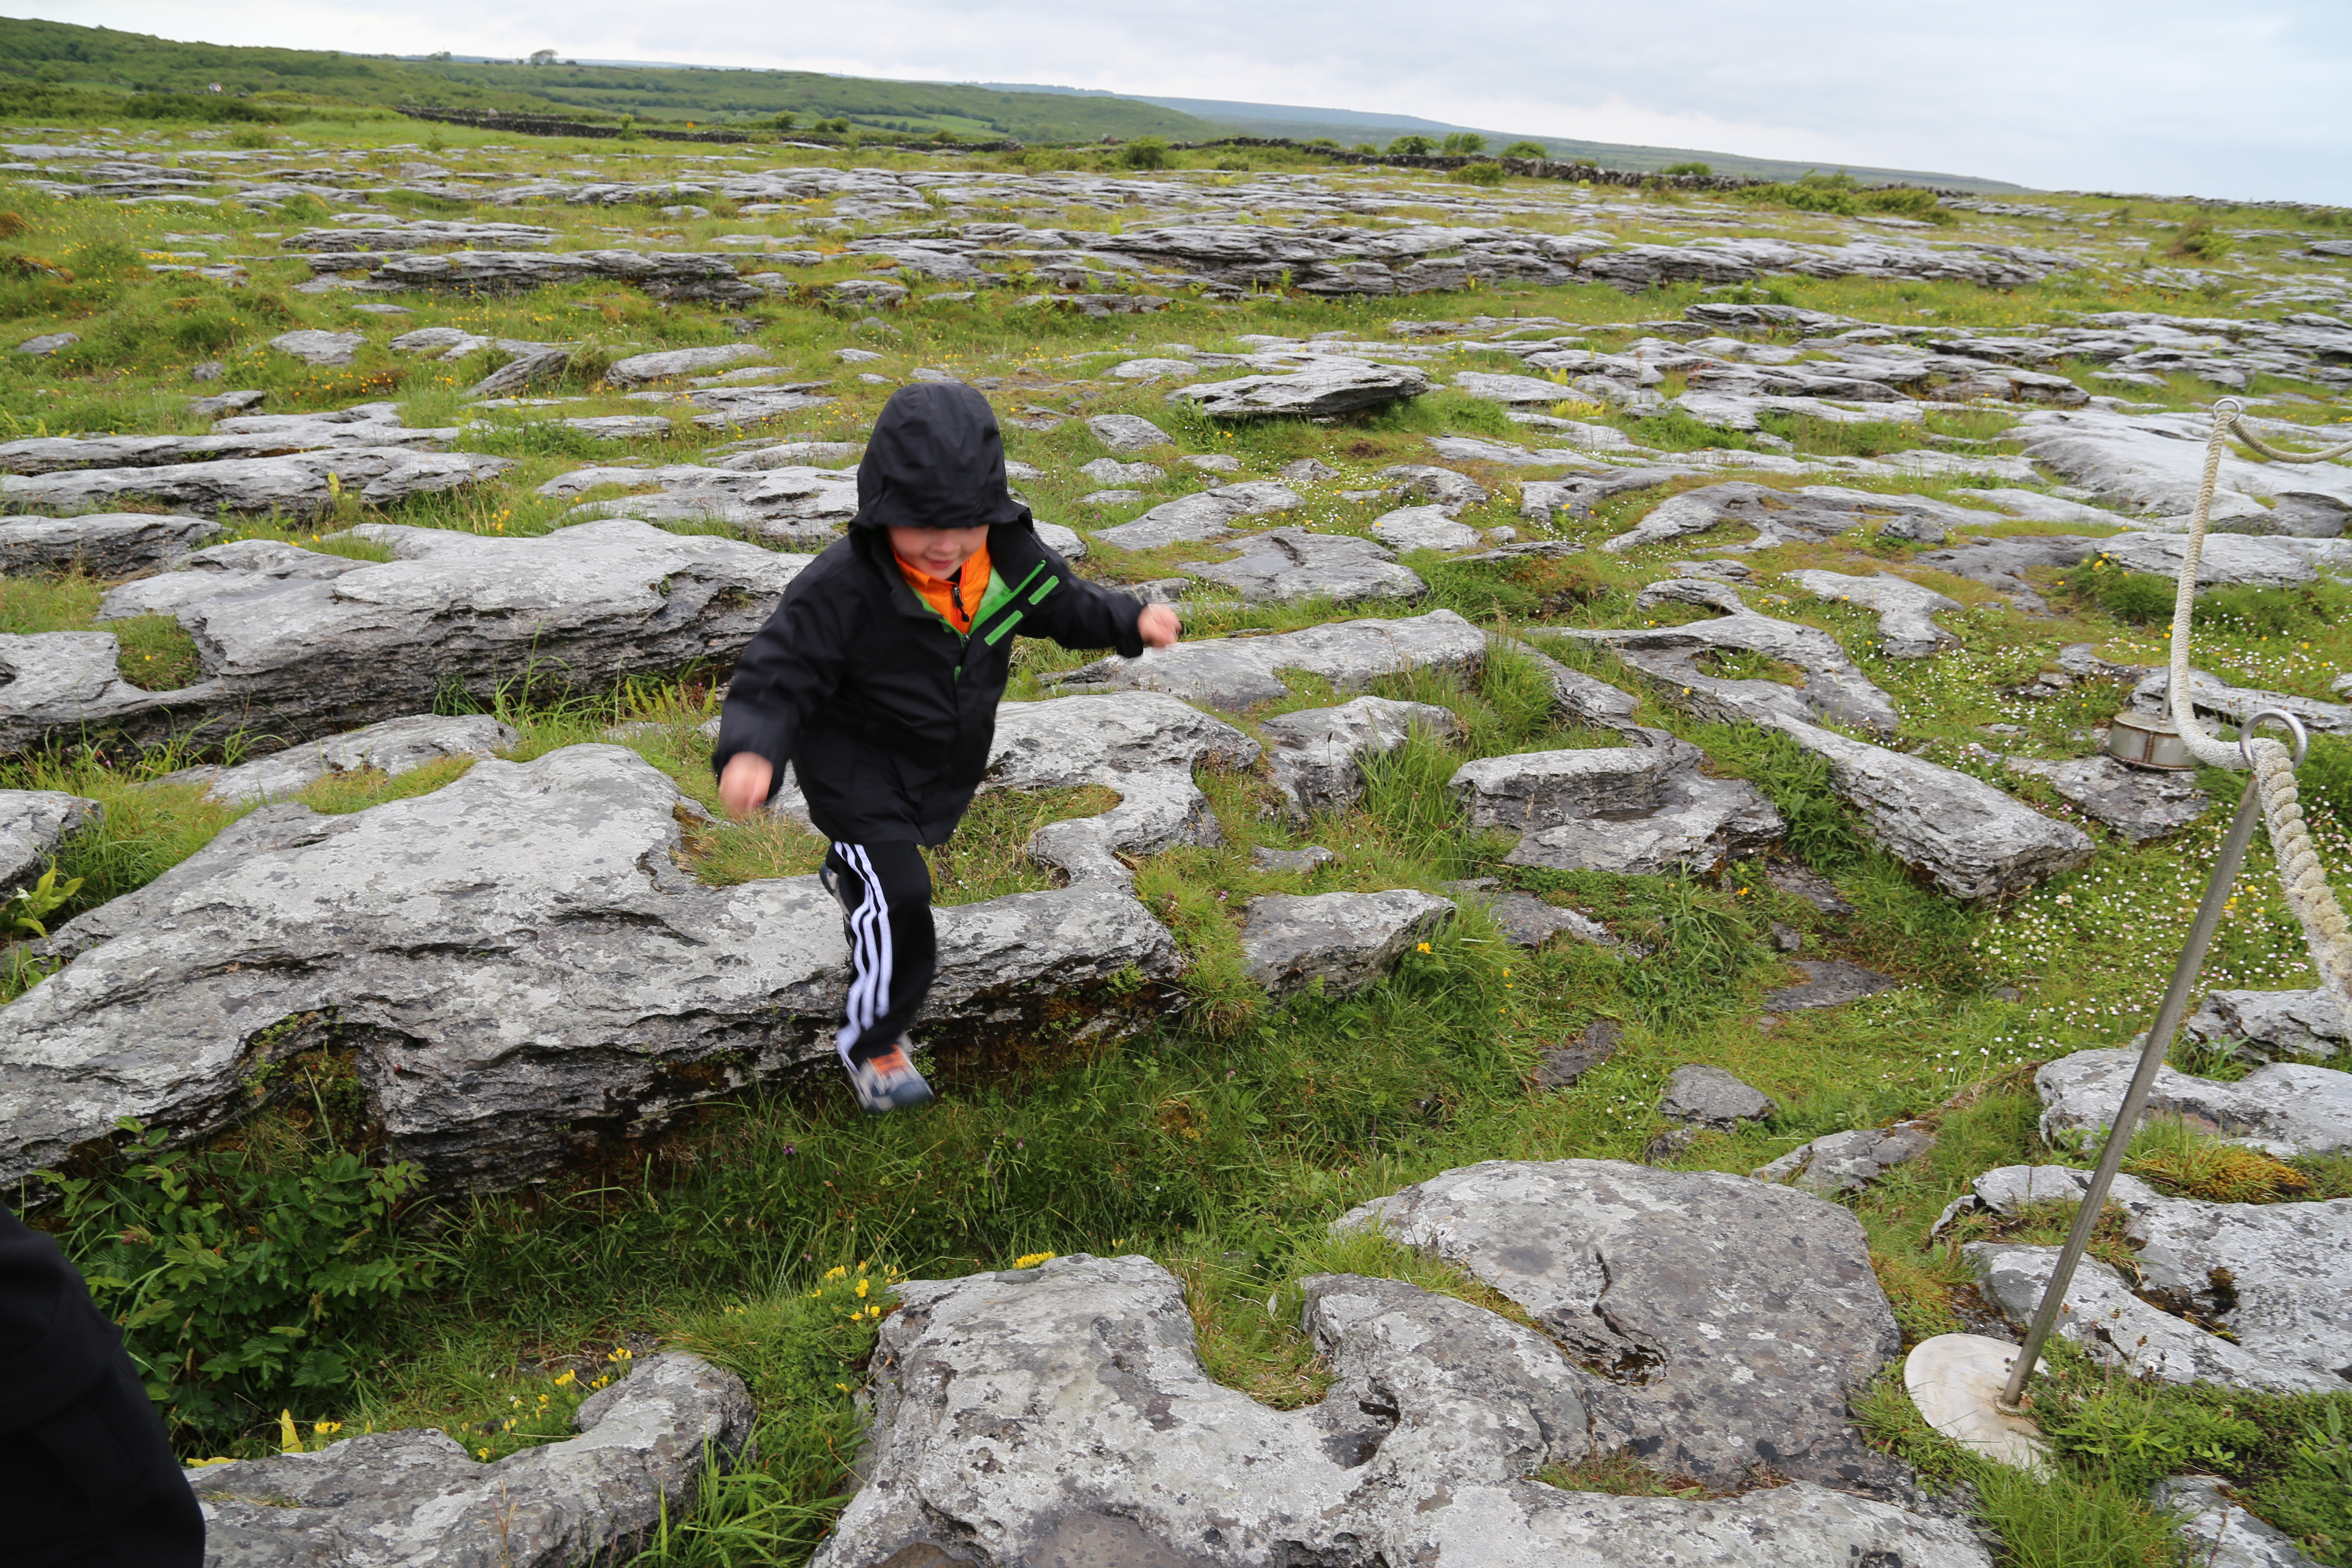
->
[718,753,775,821]
[1137,603,1181,650]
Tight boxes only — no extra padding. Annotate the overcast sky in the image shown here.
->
[35,0,2352,203]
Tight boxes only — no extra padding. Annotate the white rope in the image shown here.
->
[2163,398,2352,1022]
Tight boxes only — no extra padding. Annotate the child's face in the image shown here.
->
[887,524,991,578]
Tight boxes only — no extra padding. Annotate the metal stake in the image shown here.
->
[1997,707,2306,1411]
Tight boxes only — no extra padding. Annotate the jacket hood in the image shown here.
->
[852,381,1030,533]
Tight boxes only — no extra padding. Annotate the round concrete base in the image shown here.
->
[1904,1333,2049,1470]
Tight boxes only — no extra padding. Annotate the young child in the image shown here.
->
[714,383,1180,1112]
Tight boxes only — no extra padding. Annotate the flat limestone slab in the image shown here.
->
[160,714,519,804]
[2037,1047,2352,1158]
[0,746,1179,1190]
[0,513,219,576]
[1054,609,1487,708]
[814,1254,1985,1568]
[0,521,808,759]
[192,1352,752,1567]
[1334,1158,1913,1497]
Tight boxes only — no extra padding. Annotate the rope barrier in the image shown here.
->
[2164,398,2352,1025]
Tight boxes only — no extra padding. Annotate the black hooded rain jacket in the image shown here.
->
[712,382,1146,845]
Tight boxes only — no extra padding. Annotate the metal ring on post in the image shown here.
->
[2239,707,2310,769]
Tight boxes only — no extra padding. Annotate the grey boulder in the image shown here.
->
[0,790,99,891]
[2036,1047,2352,1158]
[1,448,514,518]
[2152,1475,2329,1568]
[191,1352,753,1568]
[0,745,1179,1190]
[1169,361,1432,419]
[1754,1123,1934,1196]
[2003,753,2211,843]
[2182,989,2346,1066]
[1764,716,2094,901]
[1239,889,1455,998]
[161,714,519,805]
[1560,592,1903,736]
[1090,480,1302,550]
[1262,695,1458,818]
[1055,609,1488,709]
[1182,527,1426,603]
[3,519,802,760]
[270,329,367,366]
[1455,738,1785,878]
[1085,413,1173,454]
[1335,1159,1912,1498]
[363,249,766,304]
[1661,1064,1779,1129]
[0,513,219,575]
[2128,665,2352,738]
[813,1253,1984,1568]
[1370,504,1481,552]
[1602,484,1993,554]
[1763,959,1900,1011]
[603,344,771,387]
[540,462,857,545]
[1486,892,1621,951]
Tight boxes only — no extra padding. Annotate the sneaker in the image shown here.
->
[844,1037,935,1114]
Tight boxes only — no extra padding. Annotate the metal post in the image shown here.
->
[1997,708,2307,1411]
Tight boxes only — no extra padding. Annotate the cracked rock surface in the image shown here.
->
[2036,1047,2352,1158]
[1055,609,1487,708]
[1786,568,1962,658]
[191,1351,753,1568]
[1455,735,1784,878]
[1336,1159,1915,1498]
[1262,695,1457,818]
[1956,1165,2352,1393]
[0,745,1179,1190]
[981,693,1259,883]
[159,714,519,805]
[1181,526,1426,603]
[1239,888,1455,998]
[0,520,806,759]
[2002,753,2211,843]
[812,1251,1984,1568]
[0,512,220,575]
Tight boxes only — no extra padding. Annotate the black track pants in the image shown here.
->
[820,841,938,1066]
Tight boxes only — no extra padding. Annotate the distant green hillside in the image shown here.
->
[981,85,2021,192]
[0,16,1220,143]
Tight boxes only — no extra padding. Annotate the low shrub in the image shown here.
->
[40,1118,438,1446]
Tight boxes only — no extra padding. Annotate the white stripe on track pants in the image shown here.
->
[819,841,937,1067]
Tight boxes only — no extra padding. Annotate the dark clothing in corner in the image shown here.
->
[0,1202,204,1568]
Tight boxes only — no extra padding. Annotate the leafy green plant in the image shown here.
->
[1388,134,1437,157]
[1501,141,1549,159]
[43,1120,438,1446]
[1452,162,1505,188]
[1660,160,1712,178]
[1439,132,1486,156]
[5,863,83,937]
